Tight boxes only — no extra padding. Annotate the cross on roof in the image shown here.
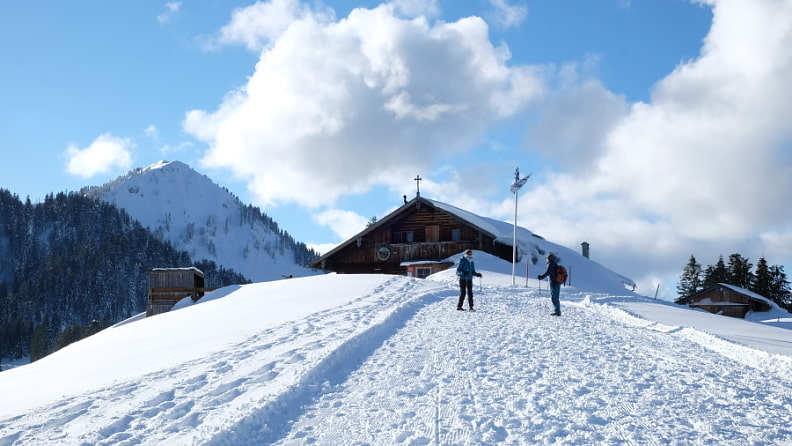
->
[414,175,422,197]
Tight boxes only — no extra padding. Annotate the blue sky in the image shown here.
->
[2,0,791,299]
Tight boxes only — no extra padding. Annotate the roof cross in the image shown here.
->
[414,175,422,197]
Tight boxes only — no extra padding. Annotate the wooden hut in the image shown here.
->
[675,283,772,319]
[147,267,207,317]
[308,196,514,275]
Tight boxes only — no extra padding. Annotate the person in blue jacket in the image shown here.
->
[456,249,482,311]
[537,253,562,316]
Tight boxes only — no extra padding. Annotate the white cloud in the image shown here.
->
[313,209,369,240]
[487,0,527,29]
[510,0,792,296]
[157,2,181,25]
[213,0,333,51]
[388,0,440,18]
[64,133,134,179]
[530,78,629,171]
[185,0,792,297]
[144,124,159,138]
[187,3,545,208]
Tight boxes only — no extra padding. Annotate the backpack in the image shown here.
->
[555,265,568,284]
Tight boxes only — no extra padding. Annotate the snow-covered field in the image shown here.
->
[2,253,792,445]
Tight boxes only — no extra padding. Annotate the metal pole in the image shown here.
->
[509,168,530,286]
[512,189,518,285]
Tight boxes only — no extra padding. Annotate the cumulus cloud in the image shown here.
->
[590,0,792,238]
[313,208,370,240]
[187,2,545,208]
[390,0,440,18]
[213,0,333,51]
[64,133,134,178]
[516,0,792,295]
[184,0,792,298]
[530,78,629,171]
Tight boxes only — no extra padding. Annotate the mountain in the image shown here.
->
[82,161,319,282]
[0,190,249,362]
[1,253,791,444]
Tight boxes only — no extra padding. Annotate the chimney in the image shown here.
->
[581,242,590,259]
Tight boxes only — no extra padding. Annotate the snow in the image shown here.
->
[85,160,317,282]
[428,198,636,293]
[2,252,792,445]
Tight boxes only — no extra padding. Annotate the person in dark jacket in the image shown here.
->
[537,253,562,316]
[456,249,482,311]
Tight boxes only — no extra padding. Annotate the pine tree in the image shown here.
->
[769,265,792,310]
[752,257,772,299]
[702,256,729,288]
[727,253,754,290]
[677,255,703,298]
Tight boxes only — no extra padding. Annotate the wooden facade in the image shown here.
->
[675,283,772,319]
[309,196,513,275]
[147,267,209,317]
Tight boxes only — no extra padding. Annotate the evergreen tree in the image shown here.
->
[29,321,49,361]
[702,256,729,287]
[727,253,754,289]
[752,257,772,299]
[769,265,792,310]
[677,255,703,298]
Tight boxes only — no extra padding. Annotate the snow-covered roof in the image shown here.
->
[311,196,635,293]
[150,267,204,275]
[719,283,775,307]
[680,283,776,309]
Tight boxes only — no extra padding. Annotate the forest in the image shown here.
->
[0,190,250,364]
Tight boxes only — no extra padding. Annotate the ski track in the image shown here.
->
[270,284,792,446]
[2,278,792,445]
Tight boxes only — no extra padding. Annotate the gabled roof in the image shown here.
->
[309,196,502,266]
[676,283,773,307]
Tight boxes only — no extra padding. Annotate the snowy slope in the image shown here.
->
[430,199,635,294]
[83,161,317,282]
[1,254,792,445]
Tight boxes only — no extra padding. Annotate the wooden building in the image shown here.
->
[309,196,515,275]
[675,283,772,319]
[147,267,208,317]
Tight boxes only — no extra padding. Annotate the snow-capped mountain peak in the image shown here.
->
[82,160,317,281]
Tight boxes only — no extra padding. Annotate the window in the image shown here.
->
[405,231,414,242]
[416,267,432,279]
[451,228,461,241]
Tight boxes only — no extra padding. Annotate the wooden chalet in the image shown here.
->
[675,283,772,319]
[308,196,515,276]
[147,267,211,316]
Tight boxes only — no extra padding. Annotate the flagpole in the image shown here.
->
[510,168,531,286]
[512,186,518,284]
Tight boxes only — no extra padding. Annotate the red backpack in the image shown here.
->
[555,265,568,284]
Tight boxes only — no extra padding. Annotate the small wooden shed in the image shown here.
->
[147,267,207,317]
[675,283,772,319]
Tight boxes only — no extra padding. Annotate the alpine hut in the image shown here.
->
[308,196,518,276]
[675,283,772,319]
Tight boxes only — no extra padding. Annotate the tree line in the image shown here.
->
[0,190,250,363]
[677,253,792,309]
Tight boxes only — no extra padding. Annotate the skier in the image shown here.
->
[537,253,562,316]
[456,249,482,311]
